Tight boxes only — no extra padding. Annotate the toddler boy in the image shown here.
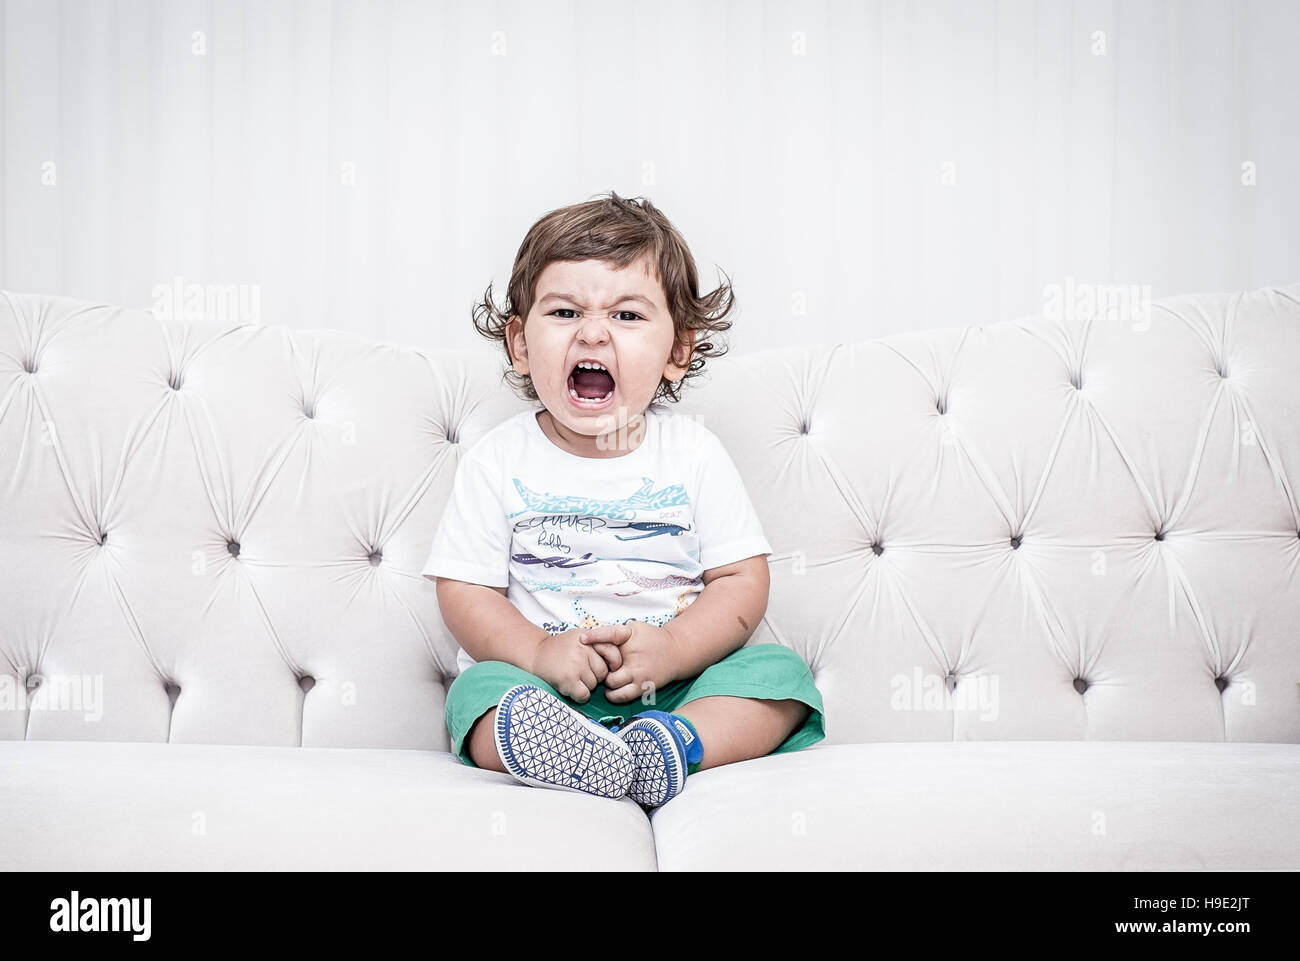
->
[424,191,825,807]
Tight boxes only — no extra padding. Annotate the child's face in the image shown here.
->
[506,254,690,449]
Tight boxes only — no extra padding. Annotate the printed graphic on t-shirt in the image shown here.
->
[510,477,688,519]
[506,474,702,634]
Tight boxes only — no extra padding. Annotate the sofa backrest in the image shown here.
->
[675,283,1300,745]
[0,291,511,750]
[2,284,1297,750]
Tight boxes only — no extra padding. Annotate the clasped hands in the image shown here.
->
[527,621,681,705]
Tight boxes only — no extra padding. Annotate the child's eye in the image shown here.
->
[548,308,643,321]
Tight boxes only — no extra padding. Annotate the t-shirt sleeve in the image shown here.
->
[693,430,773,571]
[422,448,510,588]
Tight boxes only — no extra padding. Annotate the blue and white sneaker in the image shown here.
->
[493,684,636,799]
[617,710,704,808]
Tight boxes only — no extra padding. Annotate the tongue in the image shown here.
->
[573,368,615,399]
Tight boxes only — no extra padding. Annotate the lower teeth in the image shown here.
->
[570,387,612,403]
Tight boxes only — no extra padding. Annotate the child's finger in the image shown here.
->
[578,624,632,645]
[603,682,640,704]
[587,648,610,682]
[592,641,622,671]
[604,666,631,690]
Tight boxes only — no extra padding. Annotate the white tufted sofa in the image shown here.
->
[2,283,1298,871]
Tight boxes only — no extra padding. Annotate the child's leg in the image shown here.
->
[465,708,506,772]
[446,660,550,770]
[647,643,826,774]
[672,696,811,772]
[450,662,637,796]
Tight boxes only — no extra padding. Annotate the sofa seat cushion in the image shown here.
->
[650,741,1300,870]
[0,740,656,870]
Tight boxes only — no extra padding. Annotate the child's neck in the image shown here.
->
[536,408,648,459]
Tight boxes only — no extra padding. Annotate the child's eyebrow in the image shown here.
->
[538,292,655,309]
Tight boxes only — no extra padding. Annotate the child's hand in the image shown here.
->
[527,629,624,704]
[577,623,681,705]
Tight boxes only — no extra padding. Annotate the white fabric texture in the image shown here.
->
[422,405,773,674]
[649,742,1300,871]
[0,740,656,870]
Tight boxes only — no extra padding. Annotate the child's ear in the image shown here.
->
[506,314,529,375]
[664,331,693,382]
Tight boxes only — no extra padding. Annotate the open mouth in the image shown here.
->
[567,360,616,408]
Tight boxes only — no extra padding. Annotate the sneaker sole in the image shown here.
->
[494,684,635,799]
[620,717,685,807]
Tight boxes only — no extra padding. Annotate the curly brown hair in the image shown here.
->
[471,190,735,405]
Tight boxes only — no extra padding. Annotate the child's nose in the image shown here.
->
[576,318,611,343]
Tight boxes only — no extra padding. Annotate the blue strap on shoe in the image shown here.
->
[631,709,704,771]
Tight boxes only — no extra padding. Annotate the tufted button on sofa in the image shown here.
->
[1,284,1298,871]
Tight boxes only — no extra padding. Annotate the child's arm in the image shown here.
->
[435,577,549,668]
[436,576,623,700]
[427,448,552,672]
[665,551,764,681]
[660,428,773,677]
[660,554,770,678]
[583,554,769,702]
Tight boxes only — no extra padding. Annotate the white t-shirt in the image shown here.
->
[423,404,772,674]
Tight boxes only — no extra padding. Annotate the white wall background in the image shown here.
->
[1,0,1297,357]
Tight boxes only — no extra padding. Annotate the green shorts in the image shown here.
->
[445,642,826,768]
